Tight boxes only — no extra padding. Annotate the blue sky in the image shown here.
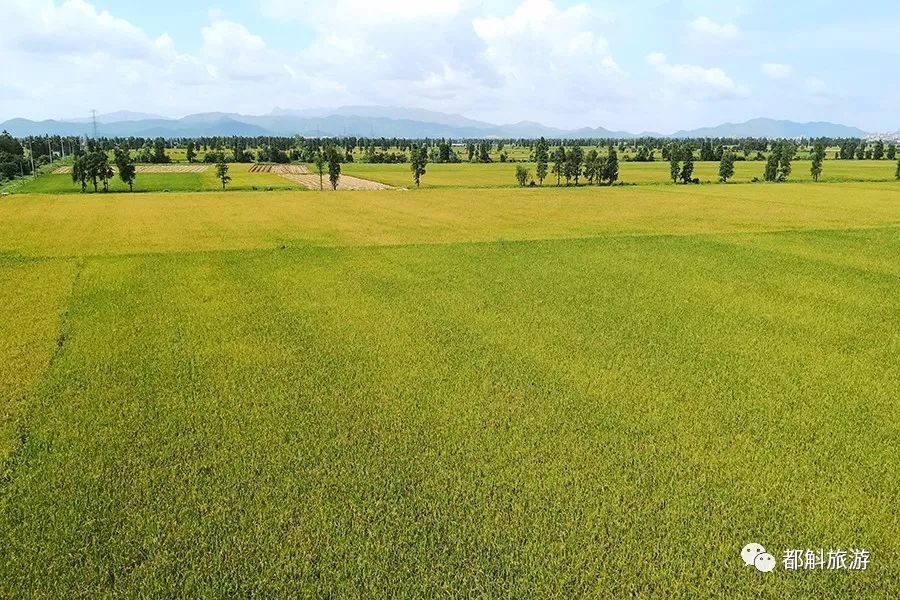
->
[2,0,898,133]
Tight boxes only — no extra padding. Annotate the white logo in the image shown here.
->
[742,543,776,573]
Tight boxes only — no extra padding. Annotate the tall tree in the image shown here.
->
[604,146,619,185]
[326,145,342,190]
[515,165,530,187]
[680,147,694,184]
[896,159,900,181]
[763,142,781,182]
[887,144,897,161]
[152,137,170,164]
[478,140,492,163]
[583,149,600,185]
[314,149,326,191]
[668,145,680,183]
[718,150,735,182]
[216,160,231,190]
[114,146,136,191]
[778,141,795,181]
[534,138,549,185]
[101,162,114,192]
[410,145,428,187]
[810,143,826,182]
[873,140,885,160]
[567,146,584,185]
[186,141,196,163]
[700,138,715,161]
[551,146,567,186]
[84,150,109,192]
[71,155,87,192]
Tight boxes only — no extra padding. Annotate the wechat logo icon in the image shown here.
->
[742,543,776,573]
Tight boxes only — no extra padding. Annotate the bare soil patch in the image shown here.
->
[278,172,392,191]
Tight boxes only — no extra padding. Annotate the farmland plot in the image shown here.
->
[53,165,208,175]
[0,183,898,597]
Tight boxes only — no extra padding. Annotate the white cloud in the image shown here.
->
[687,16,741,42]
[806,76,827,94]
[200,20,285,82]
[0,0,890,132]
[255,0,629,126]
[646,52,748,100]
[472,0,627,112]
[761,63,792,79]
[260,0,464,26]
[1,0,170,63]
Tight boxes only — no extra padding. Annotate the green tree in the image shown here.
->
[186,141,196,163]
[101,162,114,192]
[410,145,428,187]
[113,147,136,191]
[764,151,779,182]
[152,137,170,164]
[583,149,600,185]
[551,146,567,186]
[896,159,900,181]
[326,145,342,190]
[778,141,795,181]
[71,155,87,192]
[84,150,109,192]
[668,145,680,183]
[604,146,619,185]
[810,143,826,182]
[680,147,694,184]
[314,149,326,191]
[0,130,23,157]
[567,146,584,185]
[718,150,735,182]
[887,144,897,160]
[478,140,492,163]
[216,160,231,190]
[515,164,530,187]
[534,137,549,185]
[873,140,885,160]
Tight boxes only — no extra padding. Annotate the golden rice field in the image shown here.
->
[0,181,898,597]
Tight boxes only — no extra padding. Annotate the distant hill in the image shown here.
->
[65,111,166,124]
[671,118,867,139]
[0,109,873,139]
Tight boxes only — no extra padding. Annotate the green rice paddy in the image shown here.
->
[0,182,898,597]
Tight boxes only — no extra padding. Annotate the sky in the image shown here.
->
[1,0,898,133]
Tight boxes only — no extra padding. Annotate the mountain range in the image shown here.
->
[0,107,874,139]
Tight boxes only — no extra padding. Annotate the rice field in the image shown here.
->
[343,159,900,188]
[0,182,898,597]
[15,159,899,195]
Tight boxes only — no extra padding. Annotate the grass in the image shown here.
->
[0,183,898,596]
[344,160,900,188]
[11,160,898,195]
[14,164,307,194]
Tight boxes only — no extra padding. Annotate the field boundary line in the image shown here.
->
[0,257,85,486]
[6,223,898,262]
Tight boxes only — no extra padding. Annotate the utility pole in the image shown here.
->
[28,138,35,178]
[91,109,98,139]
